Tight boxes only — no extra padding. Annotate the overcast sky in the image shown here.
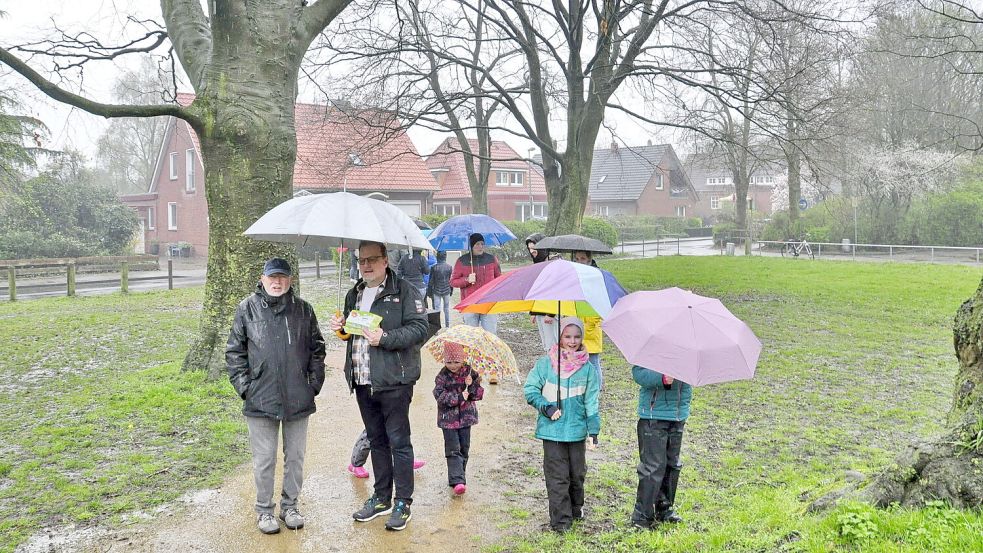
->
[1,2,663,162]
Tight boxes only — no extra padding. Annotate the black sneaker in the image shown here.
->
[384,500,412,531]
[352,496,392,522]
[656,510,683,524]
[630,517,653,530]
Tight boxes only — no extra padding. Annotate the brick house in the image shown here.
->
[683,152,780,223]
[121,94,438,256]
[426,138,548,221]
[586,142,699,218]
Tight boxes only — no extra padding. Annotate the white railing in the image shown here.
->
[753,240,983,264]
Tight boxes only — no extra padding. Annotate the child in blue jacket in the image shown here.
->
[523,317,601,533]
[629,366,693,529]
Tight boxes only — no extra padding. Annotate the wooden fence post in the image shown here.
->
[67,263,76,297]
[120,261,129,293]
[7,268,14,301]
[168,259,174,290]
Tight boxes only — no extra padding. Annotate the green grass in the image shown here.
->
[499,256,983,552]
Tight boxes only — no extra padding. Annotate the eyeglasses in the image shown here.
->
[358,255,386,266]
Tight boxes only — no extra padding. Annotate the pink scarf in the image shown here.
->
[548,344,589,378]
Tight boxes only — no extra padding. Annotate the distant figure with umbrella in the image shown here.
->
[397,248,431,301]
[328,241,430,532]
[525,232,556,352]
[450,232,503,335]
[523,316,601,534]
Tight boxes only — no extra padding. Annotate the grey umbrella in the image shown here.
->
[533,234,613,254]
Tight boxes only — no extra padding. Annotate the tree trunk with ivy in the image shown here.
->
[812,278,983,510]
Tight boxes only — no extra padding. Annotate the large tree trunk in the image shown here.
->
[180,3,307,375]
[812,278,983,510]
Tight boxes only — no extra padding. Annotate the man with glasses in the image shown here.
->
[328,241,429,531]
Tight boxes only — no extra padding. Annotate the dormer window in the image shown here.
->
[348,152,365,166]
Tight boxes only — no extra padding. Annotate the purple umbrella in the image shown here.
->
[602,287,761,386]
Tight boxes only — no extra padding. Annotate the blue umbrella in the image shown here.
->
[427,214,517,251]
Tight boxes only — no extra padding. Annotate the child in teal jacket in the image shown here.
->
[523,316,601,533]
[630,366,692,529]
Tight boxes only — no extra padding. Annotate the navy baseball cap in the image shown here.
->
[262,258,292,277]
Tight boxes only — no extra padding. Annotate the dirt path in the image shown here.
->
[21,344,537,553]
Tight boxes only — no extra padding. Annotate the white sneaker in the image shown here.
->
[257,513,280,534]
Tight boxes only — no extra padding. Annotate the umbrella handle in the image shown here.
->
[335,310,351,340]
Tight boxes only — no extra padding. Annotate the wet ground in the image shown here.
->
[18,336,543,553]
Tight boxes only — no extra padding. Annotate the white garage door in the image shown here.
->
[389,200,421,217]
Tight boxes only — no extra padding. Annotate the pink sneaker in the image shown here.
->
[453,483,467,495]
[347,464,370,478]
[412,459,427,470]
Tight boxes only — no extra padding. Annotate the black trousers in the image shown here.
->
[542,439,587,530]
[632,419,685,524]
[442,426,472,486]
[355,384,415,504]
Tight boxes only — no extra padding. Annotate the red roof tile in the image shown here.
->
[170,94,437,192]
[427,138,546,200]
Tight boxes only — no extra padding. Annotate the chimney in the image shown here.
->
[647,139,653,146]
[611,141,619,152]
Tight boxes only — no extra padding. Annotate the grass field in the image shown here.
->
[2,256,982,552]
[497,256,983,552]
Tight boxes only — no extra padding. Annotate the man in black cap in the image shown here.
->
[226,258,326,534]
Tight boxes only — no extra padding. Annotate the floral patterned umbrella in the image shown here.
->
[424,324,519,383]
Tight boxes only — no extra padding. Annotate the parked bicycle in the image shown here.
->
[781,235,815,259]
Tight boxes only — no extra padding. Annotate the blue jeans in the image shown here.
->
[463,312,498,335]
[432,293,452,328]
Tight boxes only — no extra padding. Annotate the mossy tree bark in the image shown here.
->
[813,277,983,510]
[0,0,353,376]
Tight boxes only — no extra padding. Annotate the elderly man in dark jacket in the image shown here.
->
[328,240,429,532]
[226,258,326,535]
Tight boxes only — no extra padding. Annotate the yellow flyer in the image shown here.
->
[344,310,383,336]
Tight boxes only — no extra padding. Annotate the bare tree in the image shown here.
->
[813,0,983,510]
[317,0,521,214]
[95,59,172,195]
[0,1,355,376]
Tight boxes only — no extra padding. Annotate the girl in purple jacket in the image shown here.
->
[433,341,484,495]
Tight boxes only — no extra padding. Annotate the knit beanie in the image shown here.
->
[558,316,585,337]
[443,341,466,363]
[469,233,485,250]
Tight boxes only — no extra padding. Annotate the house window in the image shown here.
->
[167,202,178,230]
[348,152,365,166]
[515,202,548,221]
[749,175,775,185]
[654,173,664,190]
[710,195,721,210]
[706,176,731,185]
[593,205,609,217]
[147,207,156,230]
[168,152,178,180]
[433,202,461,216]
[495,170,524,187]
[185,149,196,192]
[674,205,686,217]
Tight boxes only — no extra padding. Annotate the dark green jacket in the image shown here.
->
[226,284,326,421]
[341,268,429,392]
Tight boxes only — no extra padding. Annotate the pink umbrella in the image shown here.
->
[601,287,761,386]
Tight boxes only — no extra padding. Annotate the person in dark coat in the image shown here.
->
[397,248,431,301]
[427,251,453,328]
[328,240,429,531]
[433,341,484,495]
[226,258,326,535]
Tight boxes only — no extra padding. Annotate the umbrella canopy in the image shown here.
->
[455,259,627,318]
[532,234,613,255]
[244,192,433,251]
[424,324,519,382]
[602,288,762,386]
[427,214,517,251]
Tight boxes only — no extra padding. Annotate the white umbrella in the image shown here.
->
[245,191,432,340]
[244,192,433,251]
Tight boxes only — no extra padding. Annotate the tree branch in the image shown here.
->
[0,47,200,126]
[160,0,212,90]
[303,0,356,43]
